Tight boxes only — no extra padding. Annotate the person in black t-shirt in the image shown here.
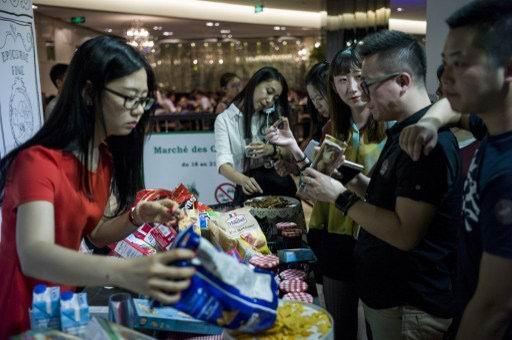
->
[300,30,462,340]
[398,1,512,339]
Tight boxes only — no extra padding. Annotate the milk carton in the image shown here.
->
[29,284,61,330]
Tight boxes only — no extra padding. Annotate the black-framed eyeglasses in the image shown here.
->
[361,72,401,99]
[104,87,155,110]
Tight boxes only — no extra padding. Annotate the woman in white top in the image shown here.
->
[214,66,296,204]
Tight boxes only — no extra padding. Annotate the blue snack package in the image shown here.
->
[159,226,279,333]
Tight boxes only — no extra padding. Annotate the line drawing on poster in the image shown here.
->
[9,76,33,145]
[0,14,41,155]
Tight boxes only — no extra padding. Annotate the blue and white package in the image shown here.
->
[162,226,279,333]
[30,284,61,330]
[60,291,90,336]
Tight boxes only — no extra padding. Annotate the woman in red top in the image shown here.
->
[0,36,196,337]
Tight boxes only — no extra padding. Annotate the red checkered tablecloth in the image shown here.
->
[279,278,308,293]
[249,254,280,269]
[279,269,306,281]
[163,333,223,340]
[282,292,314,304]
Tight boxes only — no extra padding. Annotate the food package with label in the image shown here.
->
[155,226,279,333]
[310,135,347,176]
[207,207,271,261]
[109,185,211,257]
[298,135,347,197]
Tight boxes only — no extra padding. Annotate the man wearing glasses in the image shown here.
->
[301,30,462,339]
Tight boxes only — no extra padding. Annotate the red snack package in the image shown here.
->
[150,223,178,251]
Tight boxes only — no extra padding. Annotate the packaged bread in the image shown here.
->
[310,134,347,176]
[208,207,270,261]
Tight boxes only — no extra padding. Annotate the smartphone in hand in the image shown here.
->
[333,160,364,185]
[304,139,319,162]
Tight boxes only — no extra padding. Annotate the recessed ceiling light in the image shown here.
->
[314,41,321,48]
[191,42,196,47]
[273,26,281,31]
[218,59,224,64]
[163,31,173,36]
[206,22,214,27]
[220,29,230,34]
[228,34,232,38]
[193,59,198,64]
[396,7,404,12]
[105,28,113,33]
[214,22,220,27]
[32,5,38,9]
[153,26,162,31]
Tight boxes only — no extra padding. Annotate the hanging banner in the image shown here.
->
[0,0,42,157]
[144,132,235,205]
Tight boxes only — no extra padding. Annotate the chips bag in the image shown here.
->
[167,226,279,333]
[208,207,270,261]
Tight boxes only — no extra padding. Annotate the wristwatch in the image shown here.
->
[335,191,360,215]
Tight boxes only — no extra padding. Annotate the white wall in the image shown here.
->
[426,0,471,94]
[35,13,98,98]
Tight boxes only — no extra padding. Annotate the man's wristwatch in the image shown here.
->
[335,191,360,215]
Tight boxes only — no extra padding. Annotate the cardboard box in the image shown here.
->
[111,235,157,258]
[132,299,223,335]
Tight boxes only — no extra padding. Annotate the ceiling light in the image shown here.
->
[273,26,281,31]
[314,41,321,48]
[204,42,209,47]
[32,5,38,9]
[227,34,232,38]
[191,42,196,47]
[193,59,198,64]
[153,26,162,31]
[396,7,403,12]
[105,28,113,33]
[220,29,230,34]
[163,31,173,36]
[206,22,214,26]
[218,59,224,64]
[215,22,220,26]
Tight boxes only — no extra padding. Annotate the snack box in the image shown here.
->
[132,298,223,335]
[110,235,157,258]
[277,248,317,264]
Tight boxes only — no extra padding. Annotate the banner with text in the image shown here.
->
[144,132,235,205]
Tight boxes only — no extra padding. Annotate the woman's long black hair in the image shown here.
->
[0,35,155,215]
[232,66,290,138]
[304,62,330,142]
[328,46,386,143]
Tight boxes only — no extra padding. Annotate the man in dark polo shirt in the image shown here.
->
[396,1,512,339]
[301,30,462,339]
